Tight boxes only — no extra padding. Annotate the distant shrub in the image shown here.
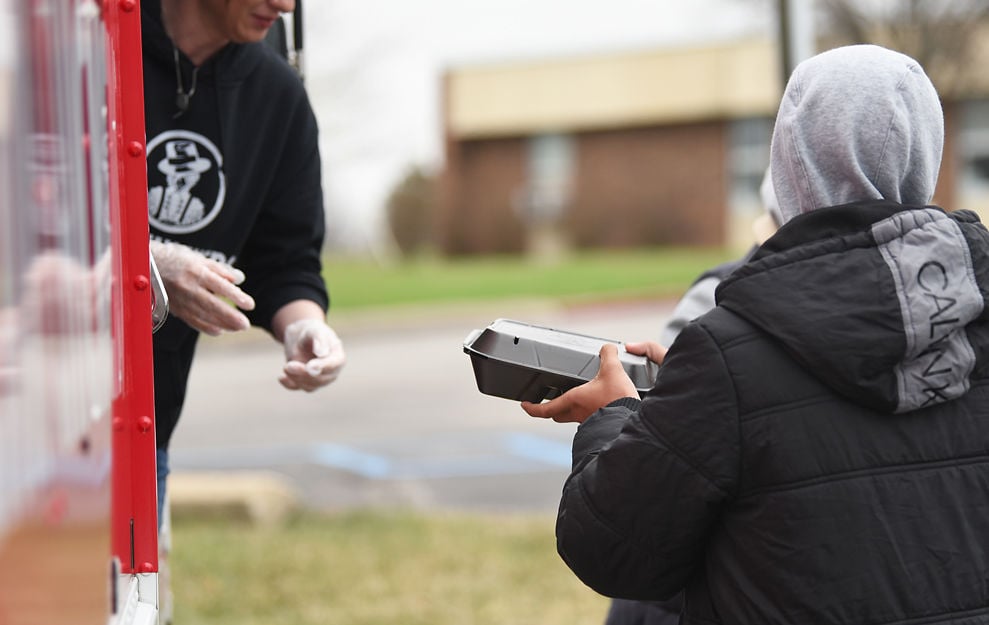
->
[385,167,437,256]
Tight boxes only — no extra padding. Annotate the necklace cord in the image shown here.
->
[172,47,199,118]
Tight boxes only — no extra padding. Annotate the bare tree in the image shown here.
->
[817,0,989,96]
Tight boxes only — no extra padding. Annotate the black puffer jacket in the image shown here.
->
[558,201,989,624]
[558,44,989,625]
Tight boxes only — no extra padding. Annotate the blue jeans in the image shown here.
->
[156,447,169,529]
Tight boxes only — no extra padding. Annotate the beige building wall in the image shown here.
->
[446,38,781,138]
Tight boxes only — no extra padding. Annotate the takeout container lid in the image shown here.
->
[463,318,659,403]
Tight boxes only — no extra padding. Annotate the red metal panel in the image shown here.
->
[104,0,158,575]
[0,1,123,621]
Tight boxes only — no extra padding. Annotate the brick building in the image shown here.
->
[437,37,988,255]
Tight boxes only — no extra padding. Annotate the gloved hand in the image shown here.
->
[280,318,346,392]
[150,240,255,336]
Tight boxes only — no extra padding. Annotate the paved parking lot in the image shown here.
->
[169,298,674,514]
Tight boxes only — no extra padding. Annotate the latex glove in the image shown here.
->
[150,240,255,336]
[280,318,346,392]
[522,344,638,424]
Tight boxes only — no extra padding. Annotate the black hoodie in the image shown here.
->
[141,0,328,448]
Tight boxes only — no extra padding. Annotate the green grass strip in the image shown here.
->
[171,510,610,625]
[324,247,734,310]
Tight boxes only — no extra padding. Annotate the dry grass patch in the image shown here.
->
[171,509,610,625]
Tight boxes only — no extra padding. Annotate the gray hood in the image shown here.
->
[770,45,944,223]
[717,46,989,415]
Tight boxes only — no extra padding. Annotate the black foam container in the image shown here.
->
[463,318,659,403]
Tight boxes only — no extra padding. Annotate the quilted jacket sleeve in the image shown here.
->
[556,321,741,600]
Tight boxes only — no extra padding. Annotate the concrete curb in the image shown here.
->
[168,470,300,525]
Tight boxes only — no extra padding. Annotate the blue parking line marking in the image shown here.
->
[502,433,572,468]
[172,432,573,480]
[311,443,392,479]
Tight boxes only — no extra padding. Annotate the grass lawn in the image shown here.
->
[323,247,734,310]
[171,510,611,625]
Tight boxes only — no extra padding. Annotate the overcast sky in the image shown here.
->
[300,0,774,252]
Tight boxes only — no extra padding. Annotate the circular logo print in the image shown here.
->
[146,129,226,234]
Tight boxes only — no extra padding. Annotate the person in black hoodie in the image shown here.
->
[144,2,345,620]
[524,44,989,624]
[142,0,346,520]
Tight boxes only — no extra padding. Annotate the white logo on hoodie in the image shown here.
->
[147,129,226,235]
